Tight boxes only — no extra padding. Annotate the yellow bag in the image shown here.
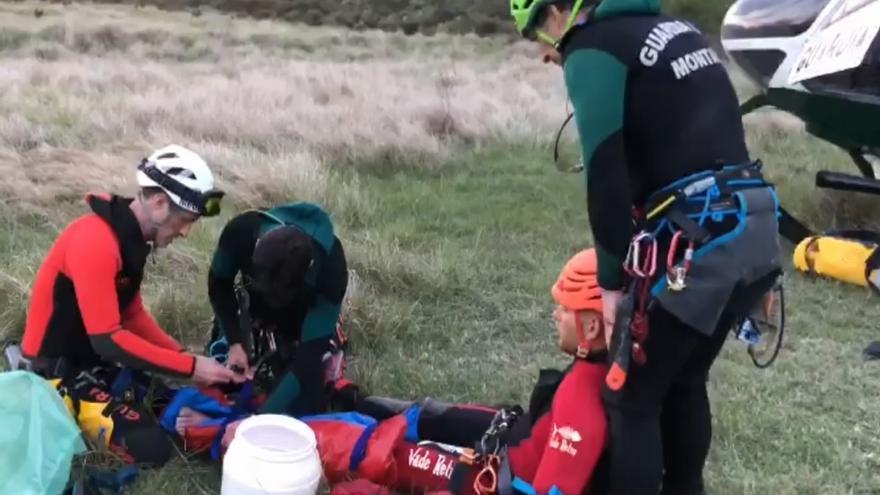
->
[47,377,115,447]
[793,235,880,288]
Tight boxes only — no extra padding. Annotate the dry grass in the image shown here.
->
[0,2,565,210]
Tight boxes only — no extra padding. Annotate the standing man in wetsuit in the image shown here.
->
[206,202,349,417]
[21,145,242,466]
[510,1,782,494]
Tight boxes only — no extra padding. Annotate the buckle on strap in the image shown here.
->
[666,207,712,244]
[644,161,765,221]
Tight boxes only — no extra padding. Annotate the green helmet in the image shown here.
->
[510,0,552,37]
[510,0,590,41]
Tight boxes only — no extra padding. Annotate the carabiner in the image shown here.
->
[666,231,694,291]
[634,233,658,278]
[624,237,638,276]
[473,455,500,495]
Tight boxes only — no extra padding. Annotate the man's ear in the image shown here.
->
[582,312,602,340]
[149,192,172,219]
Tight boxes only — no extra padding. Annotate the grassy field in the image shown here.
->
[1,2,879,494]
[62,0,736,36]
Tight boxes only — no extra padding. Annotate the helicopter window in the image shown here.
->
[722,0,831,39]
[802,35,880,99]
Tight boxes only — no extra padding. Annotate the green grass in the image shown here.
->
[5,140,880,494]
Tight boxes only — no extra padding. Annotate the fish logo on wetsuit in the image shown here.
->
[549,424,582,456]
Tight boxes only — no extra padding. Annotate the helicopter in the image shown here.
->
[720,0,880,243]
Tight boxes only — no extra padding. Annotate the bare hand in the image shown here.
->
[601,289,625,347]
[192,355,246,387]
[226,344,253,379]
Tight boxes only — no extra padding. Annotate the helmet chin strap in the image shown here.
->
[549,0,588,52]
[575,312,591,359]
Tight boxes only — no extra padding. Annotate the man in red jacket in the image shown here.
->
[345,248,610,495]
[20,145,243,466]
[502,247,609,495]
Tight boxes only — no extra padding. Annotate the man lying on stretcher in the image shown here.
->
[166,248,610,495]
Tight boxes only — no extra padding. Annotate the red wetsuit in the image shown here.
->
[22,194,194,377]
[506,359,608,495]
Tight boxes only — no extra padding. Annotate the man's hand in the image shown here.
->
[601,289,625,347]
[192,355,246,386]
[226,343,253,379]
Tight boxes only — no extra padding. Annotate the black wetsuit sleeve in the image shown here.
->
[208,212,261,346]
[564,48,633,290]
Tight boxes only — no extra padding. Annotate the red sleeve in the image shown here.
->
[122,293,184,352]
[531,380,607,495]
[65,223,195,377]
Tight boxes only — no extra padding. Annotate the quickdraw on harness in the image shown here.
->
[454,407,521,495]
[606,233,657,391]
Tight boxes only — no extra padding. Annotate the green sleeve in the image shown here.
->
[564,48,632,290]
[207,212,262,345]
[301,295,342,342]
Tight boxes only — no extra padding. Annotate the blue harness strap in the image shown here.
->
[403,403,422,443]
[109,368,133,399]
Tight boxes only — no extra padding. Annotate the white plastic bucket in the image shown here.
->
[221,414,323,495]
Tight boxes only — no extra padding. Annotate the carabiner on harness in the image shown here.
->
[625,232,658,278]
[473,454,501,495]
[666,230,695,292]
[479,408,518,458]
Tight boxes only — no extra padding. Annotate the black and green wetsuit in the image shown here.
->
[561,0,749,289]
[558,2,782,495]
[208,202,348,416]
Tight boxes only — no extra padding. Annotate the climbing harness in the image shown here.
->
[608,161,786,388]
[452,407,521,495]
[478,408,519,458]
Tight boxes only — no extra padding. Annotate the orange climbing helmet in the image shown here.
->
[551,248,603,313]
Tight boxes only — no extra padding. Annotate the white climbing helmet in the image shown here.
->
[135,144,225,216]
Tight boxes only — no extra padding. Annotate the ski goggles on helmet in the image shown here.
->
[137,159,226,217]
